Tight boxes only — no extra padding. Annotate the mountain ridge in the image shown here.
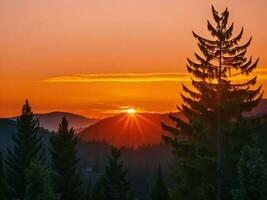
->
[78,99,267,148]
[10,111,98,132]
[78,112,185,148]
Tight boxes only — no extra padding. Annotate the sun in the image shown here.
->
[127,108,136,114]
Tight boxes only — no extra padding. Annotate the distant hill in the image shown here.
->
[78,99,267,148]
[0,118,51,153]
[243,99,267,118]
[11,112,98,132]
[0,119,17,152]
[78,112,185,148]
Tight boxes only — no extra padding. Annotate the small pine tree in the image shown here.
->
[126,186,136,200]
[25,162,59,200]
[91,176,106,200]
[6,100,45,199]
[232,145,267,200]
[0,152,9,199]
[102,147,133,200]
[84,180,92,200]
[50,117,83,200]
[92,156,100,173]
[150,166,170,200]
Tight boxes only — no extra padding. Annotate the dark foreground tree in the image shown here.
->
[6,100,45,199]
[101,147,134,200]
[150,165,170,200]
[0,152,9,199]
[162,6,262,200]
[232,145,267,200]
[25,162,59,200]
[50,117,83,200]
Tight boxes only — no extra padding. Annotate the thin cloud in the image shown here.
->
[42,73,190,83]
[41,69,267,83]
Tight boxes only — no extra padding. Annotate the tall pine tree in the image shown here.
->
[50,116,83,200]
[150,165,170,200]
[101,147,133,200]
[162,6,262,200]
[6,100,45,199]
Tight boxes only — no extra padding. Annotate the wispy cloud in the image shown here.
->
[42,73,190,83]
[41,68,267,83]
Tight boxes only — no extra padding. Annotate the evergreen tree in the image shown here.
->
[50,117,83,200]
[222,117,256,199]
[126,186,136,200]
[102,147,133,200]
[232,145,267,200]
[84,180,92,200]
[25,162,59,200]
[91,176,106,200]
[150,166,170,200]
[165,119,215,200]
[92,156,100,173]
[0,152,9,200]
[6,100,45,199]
[162,6,262,200]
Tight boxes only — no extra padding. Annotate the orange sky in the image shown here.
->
[0,0,267,118]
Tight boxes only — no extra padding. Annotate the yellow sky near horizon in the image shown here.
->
[0,0,267,118]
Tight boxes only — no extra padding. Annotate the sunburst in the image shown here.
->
[127,108,136,114]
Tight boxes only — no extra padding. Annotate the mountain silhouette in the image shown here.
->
[243,99,267,118]
[78,112,185,148]
[10,111,98,132]
[78,99,267,148]
[0,118,52,153]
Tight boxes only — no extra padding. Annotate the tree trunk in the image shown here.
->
[216,34,223,200]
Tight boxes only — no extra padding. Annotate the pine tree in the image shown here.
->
[150,166,170,200]
[84,180,92,200]
[222,118,256,193]
[0,152,9,200]
[50,116,83,200]
[6,100,45,199]
[126,186,136,200]
[91,176,106,200]
[92,156,100,173]
[25,162,60,200]
[232,145,267,200]
[102,147,133,200]
[162,6,262,200]
[164,119,215,200]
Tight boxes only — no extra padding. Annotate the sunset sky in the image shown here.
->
[1,0,267,118]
